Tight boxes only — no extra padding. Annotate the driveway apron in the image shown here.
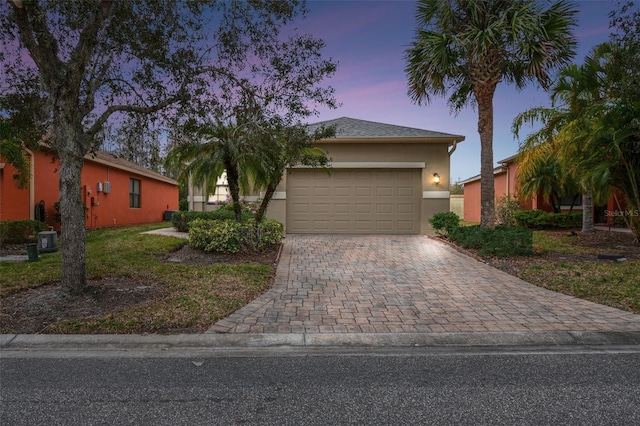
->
[209,235,640,334]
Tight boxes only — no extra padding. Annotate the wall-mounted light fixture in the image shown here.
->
[433,173,440,184]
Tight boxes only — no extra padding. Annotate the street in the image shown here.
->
[2,347,640,425]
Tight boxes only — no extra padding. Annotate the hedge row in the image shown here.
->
[0,220,50,245]
[448,225,535,257]
[428,212,534,258]
[188,218,283,253]
[514,210,582,229]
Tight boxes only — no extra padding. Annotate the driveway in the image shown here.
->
[209,235,640,334]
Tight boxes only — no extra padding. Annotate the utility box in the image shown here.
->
[38,231,59,253]
[164,210,179,221]
[103,181,111,194]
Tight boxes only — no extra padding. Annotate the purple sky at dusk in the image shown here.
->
[295,0,614,183]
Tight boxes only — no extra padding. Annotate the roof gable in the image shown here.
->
[308,117,464,140]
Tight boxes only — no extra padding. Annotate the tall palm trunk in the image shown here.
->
[581,189,594,233]
[476,83,497,228]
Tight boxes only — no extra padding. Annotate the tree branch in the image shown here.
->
[87,78,189,137]
[68,0,114,91]
[9,0,63,86]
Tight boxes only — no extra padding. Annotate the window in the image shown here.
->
[129,178,141,208]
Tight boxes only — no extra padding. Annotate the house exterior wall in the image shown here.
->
[463,179,482,222]
[0,149,178,230]
[1,162,31,221]
[81,160,178,229]
[188,140,453,234]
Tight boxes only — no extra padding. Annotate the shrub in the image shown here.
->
[239,219,284,251]
[429,211,460,236]
[448,225,534,258]
[495,195,520,227]
[188,218,283,253]
[171,209,254,232]
[0,220,50,245]
[515,210,582,229]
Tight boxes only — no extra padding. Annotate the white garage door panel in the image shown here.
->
[287,169,421,234]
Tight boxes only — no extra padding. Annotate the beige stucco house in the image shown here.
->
[189,117,464,234]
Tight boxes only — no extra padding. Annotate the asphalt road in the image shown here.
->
[2,348,640,425]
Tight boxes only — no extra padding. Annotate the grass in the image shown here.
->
[520,261,640,312]
[523,230,639,313]
[0,223,274,333]
[532,231,604,255]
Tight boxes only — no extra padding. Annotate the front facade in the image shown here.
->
[1,149,179,230]
[190,117,464,235]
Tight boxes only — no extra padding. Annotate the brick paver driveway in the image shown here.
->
[210,235,640,334]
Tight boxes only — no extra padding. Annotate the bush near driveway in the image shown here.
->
[448,225,535,257]
[189,218,283,253]
[430,211,534,258]
[429,211,461,237]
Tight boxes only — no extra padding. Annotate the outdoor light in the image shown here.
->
[433,173,440,184]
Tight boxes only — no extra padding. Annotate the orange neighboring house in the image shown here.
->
[0,148,179,230]
[461,155,623,224]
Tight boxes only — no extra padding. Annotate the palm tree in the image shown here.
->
[405,0,577,228]
[165,120,259,222]
[248,122,334,223]
[514,43,617,233]
[516,144,567,213]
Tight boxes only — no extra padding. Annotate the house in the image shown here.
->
[462,155,624,224]
[189,117,464,234]
[0,148,179,230]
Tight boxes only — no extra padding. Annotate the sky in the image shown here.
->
[293,0,615,183]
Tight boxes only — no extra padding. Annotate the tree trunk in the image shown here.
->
[476,84,497,228]
[224,158,243,222]
[57,127,88,294]
[255,182,277,223]
[581,190,595,233]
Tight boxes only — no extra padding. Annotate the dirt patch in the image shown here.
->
[0,277,170,334]
[0,244,281,334]
[164,243,281,265]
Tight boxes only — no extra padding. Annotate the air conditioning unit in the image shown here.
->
[38,231,59,253]
[103,181,111,194]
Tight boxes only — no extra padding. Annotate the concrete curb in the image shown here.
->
[3,331,640,353]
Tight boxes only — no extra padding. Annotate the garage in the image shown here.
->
[287,168,421,234]
[188,116,464,235]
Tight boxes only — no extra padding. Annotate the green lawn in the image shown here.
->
[521,230,640,313]
[0,223,274,333]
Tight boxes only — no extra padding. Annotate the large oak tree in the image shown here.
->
[1,0,309,294]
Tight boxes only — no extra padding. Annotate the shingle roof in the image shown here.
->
[88,151,177,185]
[307,117,464,139]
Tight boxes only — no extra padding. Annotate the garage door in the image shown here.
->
[287,169,421,234]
